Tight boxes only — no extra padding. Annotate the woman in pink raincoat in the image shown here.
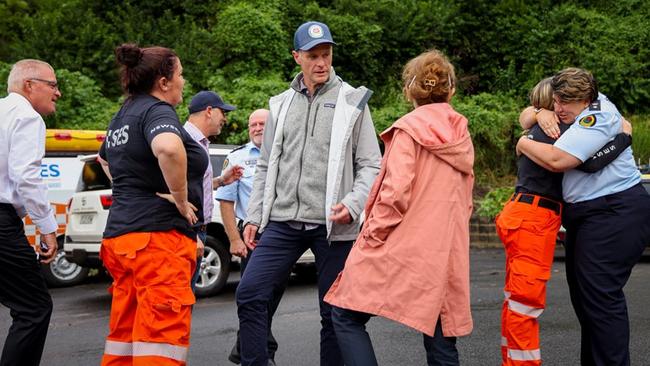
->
[325,49,474,366]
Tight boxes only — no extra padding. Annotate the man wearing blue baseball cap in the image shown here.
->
[184,91,242,292]
[236,21,382,366]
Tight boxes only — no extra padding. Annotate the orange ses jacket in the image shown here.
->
[325,102,475,337]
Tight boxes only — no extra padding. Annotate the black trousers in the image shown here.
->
[0,203,53,366]
[563,183,650,366]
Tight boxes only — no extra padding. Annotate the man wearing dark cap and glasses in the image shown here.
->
[236,21,381,366]
[183,91,243,291]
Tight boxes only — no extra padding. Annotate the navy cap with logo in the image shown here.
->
[188,91,236,114]
[293,21,336,51]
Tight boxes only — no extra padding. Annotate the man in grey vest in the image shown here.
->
[236,21,381,366]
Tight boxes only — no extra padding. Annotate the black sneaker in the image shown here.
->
[228,343,241,364]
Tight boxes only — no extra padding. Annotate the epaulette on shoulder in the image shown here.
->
[230,144,247,153]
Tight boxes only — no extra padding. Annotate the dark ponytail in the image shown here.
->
[115,44,142,68]
[115,43,178,96]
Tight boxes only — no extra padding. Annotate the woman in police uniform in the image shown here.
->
[517,68,650,366]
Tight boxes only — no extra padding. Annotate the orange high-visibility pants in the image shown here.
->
[100,230,197,366]
[495,194,561,366]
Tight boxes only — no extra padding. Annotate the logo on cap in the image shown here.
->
[308,25,324,38]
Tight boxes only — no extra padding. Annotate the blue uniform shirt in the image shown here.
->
[555,93,640,203]
[215,142,260,220]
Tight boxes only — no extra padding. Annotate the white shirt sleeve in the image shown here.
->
[8,114,57,234]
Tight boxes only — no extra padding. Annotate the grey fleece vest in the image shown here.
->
[269,76,342,224]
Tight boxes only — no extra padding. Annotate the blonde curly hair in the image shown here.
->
[402,49,456,106]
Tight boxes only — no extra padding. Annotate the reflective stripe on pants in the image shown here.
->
[496,198,561,366]
[100,230,197,366]
[104,340,188,361]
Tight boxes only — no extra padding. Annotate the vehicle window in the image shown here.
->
[643,181,650,195]
[80,160,111,191]
[210,154,226,177]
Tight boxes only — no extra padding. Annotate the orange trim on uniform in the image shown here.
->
[100,230,197,366]
[496,196,562,366]
[24,202,67,245]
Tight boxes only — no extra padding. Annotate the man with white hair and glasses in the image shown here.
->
[0,59,61,366]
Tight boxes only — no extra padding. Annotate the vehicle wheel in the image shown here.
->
[195,235,230,298]
[41,236,90,287]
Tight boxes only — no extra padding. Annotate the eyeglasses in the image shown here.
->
[28,78,59,91]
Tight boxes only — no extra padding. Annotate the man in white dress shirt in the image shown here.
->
[0,59,61,366]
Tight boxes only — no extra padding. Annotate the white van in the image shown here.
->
[64,145,316,297]
[25,130,107,287]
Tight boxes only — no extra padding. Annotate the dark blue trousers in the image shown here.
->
[331,306,458,366]
[563,183,650,366]
[236,221,352,366]
[231,242,286,362]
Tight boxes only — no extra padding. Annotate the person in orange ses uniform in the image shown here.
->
[98,44,207,366]
[325,49,474,366]
[498,76,632,366]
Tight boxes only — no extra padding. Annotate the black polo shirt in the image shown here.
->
[99,94,208,239]
[515,123,570,202]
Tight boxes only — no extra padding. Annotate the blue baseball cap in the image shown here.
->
[188,91,236,114]
[293,21,336,51]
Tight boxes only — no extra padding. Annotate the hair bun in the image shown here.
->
[115,44,142,68]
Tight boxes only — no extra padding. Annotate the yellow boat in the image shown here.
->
[46,129,106,152]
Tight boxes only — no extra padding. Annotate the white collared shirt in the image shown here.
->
[0,93,57,233]
[183,121,213,224]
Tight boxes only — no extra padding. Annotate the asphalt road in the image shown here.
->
[1,249,649,365]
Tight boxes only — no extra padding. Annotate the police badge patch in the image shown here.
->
[222,158,229,170]
[579,115,597,127]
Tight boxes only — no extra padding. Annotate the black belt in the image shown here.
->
[511,193,562,215]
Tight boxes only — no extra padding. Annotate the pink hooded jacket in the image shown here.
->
[325,102,474,337]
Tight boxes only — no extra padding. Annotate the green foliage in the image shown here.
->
[3,0,650,192]
[212,2,290,79]
[0,62,119,130]
[370,86,411,135]
[457,0,650,114]
[630,114,650,167]
[205,73,287,145]
[0,62,10,94]
[0,0,29,60]
[475,186,514,219]
[45,69,119,130]
[453,93,521,176]
[13,0,120,96]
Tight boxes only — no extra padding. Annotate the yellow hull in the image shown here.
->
[46,129,106,152]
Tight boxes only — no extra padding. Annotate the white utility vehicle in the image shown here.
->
[64,144,315,296]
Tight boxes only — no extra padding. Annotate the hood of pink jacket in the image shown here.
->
[381,103,473,176]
